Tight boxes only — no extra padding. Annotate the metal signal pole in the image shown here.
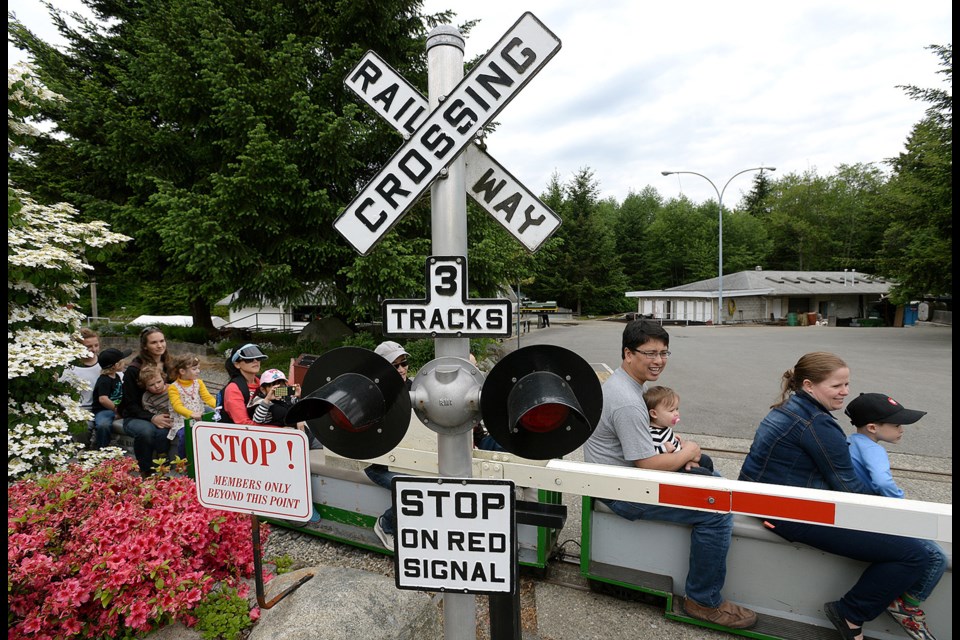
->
[427,25,476,640]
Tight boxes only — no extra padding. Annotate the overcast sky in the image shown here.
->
[9,0,952,205]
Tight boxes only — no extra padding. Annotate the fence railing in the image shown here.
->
[220,312,305,333]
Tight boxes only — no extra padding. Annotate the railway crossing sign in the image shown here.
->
[345,50,562,253]
[335,12,562,255]
[383,255,512,337]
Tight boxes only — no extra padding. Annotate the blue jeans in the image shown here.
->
[477,434,506,452]
[680,453,715,475]
[768,518,930,623]
[601,497,733,608]
[93,410,116,448]
[908,539,947,602]
[364,464,405,535]
[175,428,187,460]
[123,417,171,476]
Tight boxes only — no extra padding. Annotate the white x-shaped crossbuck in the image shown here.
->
[335,13,563,255]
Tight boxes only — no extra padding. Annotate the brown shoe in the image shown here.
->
[683,598,758,629]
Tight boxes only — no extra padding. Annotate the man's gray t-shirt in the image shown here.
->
[582,367,656,467]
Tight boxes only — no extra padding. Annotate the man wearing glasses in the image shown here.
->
[582,320,758,630]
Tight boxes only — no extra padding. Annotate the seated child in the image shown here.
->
[845,392,947,640]
[251,369,323,450]
[139,365,172,420]
[90,348,132,449]
[168,354,217,459]
[642,385,714,475]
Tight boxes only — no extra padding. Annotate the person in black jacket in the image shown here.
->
[121,326,174,477]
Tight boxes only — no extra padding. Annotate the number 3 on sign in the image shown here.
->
[432,262,460,297]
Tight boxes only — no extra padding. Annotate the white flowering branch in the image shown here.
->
[8,63,131,480]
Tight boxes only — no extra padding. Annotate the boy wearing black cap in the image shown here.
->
[845,393,946,640]
[91,348,132,448]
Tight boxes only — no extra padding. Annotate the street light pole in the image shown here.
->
[661,166,775,325]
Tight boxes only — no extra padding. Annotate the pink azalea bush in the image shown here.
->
[8,457,269,639]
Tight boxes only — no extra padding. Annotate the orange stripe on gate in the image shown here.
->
[733,492,836,524]
[659,485,731,511]
[658,486,837,525]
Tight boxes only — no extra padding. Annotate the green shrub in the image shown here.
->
[162,325,212,345]
[341,331,378,351]
[271,555,295,575]
[192,586,255,640]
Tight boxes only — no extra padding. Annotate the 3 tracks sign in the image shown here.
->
[383,256,512,337]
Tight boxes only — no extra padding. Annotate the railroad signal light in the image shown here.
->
[284,347,411,459]
[481,345,602,459]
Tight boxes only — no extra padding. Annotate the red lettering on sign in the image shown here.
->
[208,434,278,467]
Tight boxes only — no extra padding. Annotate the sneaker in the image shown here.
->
[373,516,395,550]
[682,598,758,629]
[887,597,936,640]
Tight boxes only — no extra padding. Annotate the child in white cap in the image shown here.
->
[250,368,323,449]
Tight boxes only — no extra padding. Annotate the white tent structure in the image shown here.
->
[127,315,227,328]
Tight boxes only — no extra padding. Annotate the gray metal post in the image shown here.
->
[90,278,98,319]
[661,167,775,325]
[426,25,475,640]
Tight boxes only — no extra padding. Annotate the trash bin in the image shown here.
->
[293,353,320,386]
[787,312,798,326]
[807,312,818,326]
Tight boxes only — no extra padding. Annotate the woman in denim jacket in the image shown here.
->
[739,352,933,640]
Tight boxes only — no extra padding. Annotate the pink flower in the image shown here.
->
[9,458,259,638]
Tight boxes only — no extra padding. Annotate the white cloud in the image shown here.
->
[425,0,951,203]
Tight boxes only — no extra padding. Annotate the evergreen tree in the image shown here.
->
[875,44,952,301]
[641,197,715,288]
[524,169,627,315]
[614,186,662,290]
[8,0,459,328]
[742,170,776,219]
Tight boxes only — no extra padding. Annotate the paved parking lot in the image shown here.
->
[507,321,953,461]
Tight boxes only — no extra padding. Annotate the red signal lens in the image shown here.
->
[330,406,363,433]
[518,403,569,433]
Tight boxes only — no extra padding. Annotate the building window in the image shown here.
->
[292,306,323,322]
[787,297,811,314]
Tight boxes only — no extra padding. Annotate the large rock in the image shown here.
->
[250,566,442,640]
[297,317,353,347]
